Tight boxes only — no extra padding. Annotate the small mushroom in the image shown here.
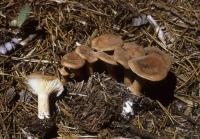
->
[114,43,145,86]
[75,45,98,75]
[61,51,86,81]
[96,51,118,78]
[91,33,123,52]
[128,53,171,96]
[123,42,145,58]
[26,73,64,119]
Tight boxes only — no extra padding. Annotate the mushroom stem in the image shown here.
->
[124,69,134,86]
[128,79,142,96]
[38,94,50,119]
[86,62,94,75]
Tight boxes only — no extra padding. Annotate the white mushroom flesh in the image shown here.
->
[26,74,64,119]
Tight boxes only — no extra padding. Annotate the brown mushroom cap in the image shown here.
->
[123,42,145,58]
[128,53,168,81]
[144,47,171,70]
[91,34,123,51]
[114,47,130,69]
[61,51,85,69]
[96,51,117,65]
[114,42,145,69]
[75,45,98,63]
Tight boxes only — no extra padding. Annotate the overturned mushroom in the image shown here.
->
[91,33,123,52]
[61,51,86,80]
[128,53,171,96]
[75,45,98,75]
[26,73,64,119]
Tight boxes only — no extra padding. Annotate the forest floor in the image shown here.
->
[0,0,200,138]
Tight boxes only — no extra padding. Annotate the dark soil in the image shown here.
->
[0,0,199,138]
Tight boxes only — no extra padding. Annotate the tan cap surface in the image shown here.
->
[61,51,85,69]
[128,53,168,81]
[75,45,98,63]
[114,42,145,69]
[91,34,123,51]
[96,51,117,65]
[123,42,145,58]
[144,47,171,71]
[114,47,130,69]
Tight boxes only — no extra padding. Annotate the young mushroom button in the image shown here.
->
[128,53,170,96]
[26,73,64,119]
[91,34,123,51]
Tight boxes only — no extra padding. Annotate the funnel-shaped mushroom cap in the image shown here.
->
[144,47,171,70]
[61,51,85,69]
[26,73,64,119]
[114,47,130,69]
[75,45,98,63]
[26,73,64,97]
[96,51,117,65]
[123,42,145,58]
[128,54,168,81]
[91,34,123,51]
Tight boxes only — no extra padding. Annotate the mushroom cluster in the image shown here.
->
[60,33,172,96]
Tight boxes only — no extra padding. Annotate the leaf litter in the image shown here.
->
[0,0,200,138]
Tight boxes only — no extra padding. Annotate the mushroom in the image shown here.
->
[91,33,123,52]
[75,45,98,75]
[122,42,145,58]
[96,51,117,65]
[96,51,118,78]
[90,33,123,78]
[59,67,69,77]
[114,42,145,86]
[144,47,172,70]
[26,73,64,119]
[128,53,171,96]
[61,51,86,81]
